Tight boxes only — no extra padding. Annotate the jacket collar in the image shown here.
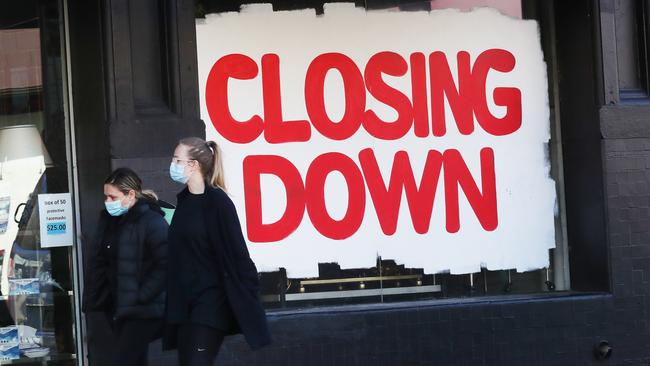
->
[124,200,149,221]
[176,182,215,201]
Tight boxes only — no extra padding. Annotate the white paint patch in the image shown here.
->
[196,6,556,277]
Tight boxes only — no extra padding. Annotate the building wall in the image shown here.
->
[69,0,650,365]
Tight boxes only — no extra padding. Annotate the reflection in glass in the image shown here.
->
[0,1,77,363]
[0,125,52,295]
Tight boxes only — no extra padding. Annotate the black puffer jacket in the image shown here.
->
[82,200,168,321]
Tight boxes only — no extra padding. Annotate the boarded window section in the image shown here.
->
[195,0,569,310]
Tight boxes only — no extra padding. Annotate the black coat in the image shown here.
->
[164,186,271,350]
[82,200,169,321]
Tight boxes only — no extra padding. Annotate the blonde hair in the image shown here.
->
[179,137,226,190]
[105,168,158,201]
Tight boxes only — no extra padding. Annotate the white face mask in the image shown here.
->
[169,162,189,184]
[104,198,128,216]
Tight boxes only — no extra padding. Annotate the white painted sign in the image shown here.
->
[197,5,556,277]
[38,193,73,248]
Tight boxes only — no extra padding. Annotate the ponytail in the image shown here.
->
[179,137,227,191]
[206,141,226,190]
[140,189,159,202]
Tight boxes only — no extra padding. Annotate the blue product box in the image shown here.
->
[9,278,40,295]
[0,197,9,234]
[0,342,20,360]
[0,327,17,344]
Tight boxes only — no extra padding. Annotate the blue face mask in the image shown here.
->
[105,199,129,217]
[170,162,189,184]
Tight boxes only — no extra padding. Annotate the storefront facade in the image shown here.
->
[0,0,646,365]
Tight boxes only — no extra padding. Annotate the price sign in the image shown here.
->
[46,222,66,235]
[38,193,73,248]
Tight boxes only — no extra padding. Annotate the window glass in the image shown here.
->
[0,0,78,363]
[194,0,568,310]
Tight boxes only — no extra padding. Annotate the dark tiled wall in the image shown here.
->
[147,295,626,366]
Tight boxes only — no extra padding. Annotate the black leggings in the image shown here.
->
[178,323,226,366]
[112,318,162,366]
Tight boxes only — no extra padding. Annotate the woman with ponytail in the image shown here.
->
[164,137,270,365]
[82,168,168,366]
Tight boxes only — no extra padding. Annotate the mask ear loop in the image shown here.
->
[121,191,132,209]
[186,159,196,176]
[128,190,137,207]
[185,159,200,183]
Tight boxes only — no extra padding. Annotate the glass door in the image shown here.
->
[0,0,79,364]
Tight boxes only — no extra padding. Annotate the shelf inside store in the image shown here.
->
[0,291,73,301]
[0,353,76,365]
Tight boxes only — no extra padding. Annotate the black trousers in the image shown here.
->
[112,318,163,366]
[178,323,226,366]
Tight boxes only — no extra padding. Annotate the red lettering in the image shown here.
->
[363,52,413,140]
[305,153,366,240]
[471,49,522,136]
[243,155,306,242]
[305,53,366,140]
[410,52,430,138]
[360,148,442,235]
[243,148,499,241]
[208,50,521,142]
[429,51,474,136]
[206,54,263,143]
[443,148,497,233]
[262,54,311,143]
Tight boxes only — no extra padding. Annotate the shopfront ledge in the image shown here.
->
[265,291,612,319]
[600,104,650,139]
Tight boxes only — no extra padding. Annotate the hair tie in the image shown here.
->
[206,142,214,154]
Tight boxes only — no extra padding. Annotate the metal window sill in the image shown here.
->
[265,291,612,319]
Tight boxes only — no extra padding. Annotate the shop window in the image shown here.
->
[194,0,570,310]
[0,0,79,363]
[615,0,650,99]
